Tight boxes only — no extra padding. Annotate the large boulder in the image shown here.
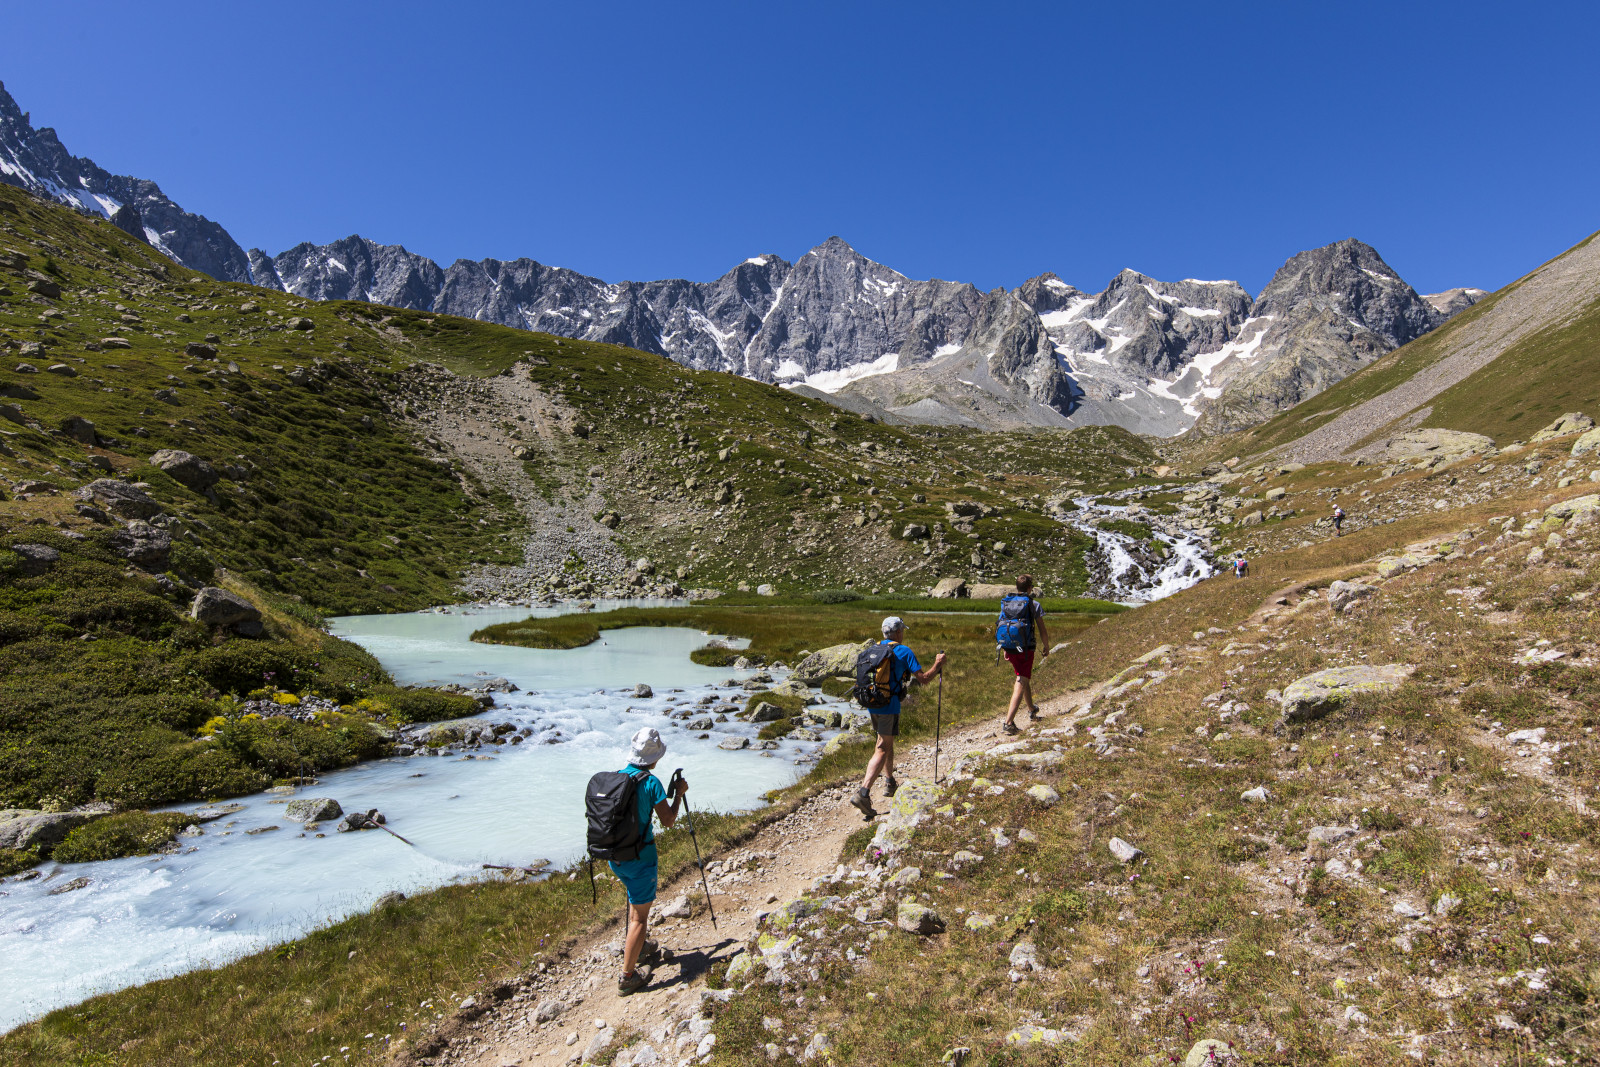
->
[75,478,162,519]
[1383,428,1494,464]
[0,808,103,852]
[1327,580,1377,614]
[1546,495,1600,522]
[149,449,219,493]
[1530,412,1594,443]
[1572,428,1600,458]
[191,586,262,627]
[868,776,941,855]
[284,797,343,823]
[792,640,871,685]
[929,577,967,598]
[10,543,60,577]
[59,415,97,445]
[968,582,1014,599]
[106,520,171,571]
[746,701,788,723]
[1279,664,1415,724]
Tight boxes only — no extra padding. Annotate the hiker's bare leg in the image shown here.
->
[1021,677,1037,715]
[861,736,892,790]
[1005,677,1025,725]
[623,901,652,975]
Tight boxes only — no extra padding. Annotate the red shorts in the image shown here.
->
[1004,649,1035,679]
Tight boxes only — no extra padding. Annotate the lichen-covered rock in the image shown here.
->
[724,951,759,985]
[792,641,872,685]
[1530,412,1593,443]
[1572,427,1600,458]
[766,896,836,930]
[746,701,788,723]
[1327,580,1377,614]
[1025,784,1061,806]
[1003,1025,1068,1047]
[1279,664,1414,724]
[964,912,996,930]
[1546,494,1600,522]
[284,797,342,823]
[868,776,941,855]
[895,900,945,934]
[822,731,871,757]
[1001,750,1064,770]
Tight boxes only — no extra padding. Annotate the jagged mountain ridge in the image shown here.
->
[0,81,250,283]
[253,230,1482,436]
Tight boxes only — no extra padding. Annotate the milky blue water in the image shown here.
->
[0,600,820,1032]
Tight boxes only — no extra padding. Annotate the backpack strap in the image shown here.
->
[623,765,656,845]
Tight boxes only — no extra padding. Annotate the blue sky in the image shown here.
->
[3,1,1597,295]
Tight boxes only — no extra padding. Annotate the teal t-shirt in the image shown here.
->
[620,764,668,847]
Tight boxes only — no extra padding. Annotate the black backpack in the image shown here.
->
[853,641,903,710]
[586,767,649,863]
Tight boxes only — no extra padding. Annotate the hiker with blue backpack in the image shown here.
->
[998,574,1051,736]
[584,727,687,995]
[848,616,947,820]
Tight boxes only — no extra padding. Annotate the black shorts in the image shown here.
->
[870,713,900,737]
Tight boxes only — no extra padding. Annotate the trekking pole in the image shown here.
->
[934,651,945,784]
[669,769,717,930]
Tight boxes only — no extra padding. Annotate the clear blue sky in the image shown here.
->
[4,1,1597,296]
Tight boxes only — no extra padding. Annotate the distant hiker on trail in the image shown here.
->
[1234,556,1249,578]
[585,727,686,996]
[849,616,946,820]
[999,574,1050,735]
[1332,504,1346,536]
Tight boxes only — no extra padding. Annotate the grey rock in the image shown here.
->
[191,586,261,627]
[10,542,59,576]
[746,702,787,723]
[717,736,750,750]
[1025,784,1061,806]
[74,478,161,520]
[1530,412,1593,443]
[374,891,406,908]
[895,899,945,934]
[1240,786,1270,804]
[792,640,870,685]
[1308,825,1359,845]
[59,415,96,445]
[1279,664,1415,724]
[284,797,342,822]
[1327,580,1378,614]
[1182,1039,1235,1067]
[901,523,929,540]
[0,808,103,852]
[929,577,967,598]
[630,683,653,699]
[534,998,566,1023]
[106,520,171,570]
[1382,427,1495,464]
[1108,836,1143,864]
[149,449,219,493]
[48,876,92,895]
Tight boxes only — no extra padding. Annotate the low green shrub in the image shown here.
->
[470,616,599,649]
[689,644,741,667]
[52,812,193,863]
[0,847,40,876]
[371,687,480,724]
[811,589,862,604]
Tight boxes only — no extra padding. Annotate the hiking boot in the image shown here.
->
[883,775,899,798]
[617,964,652,996]
[1001,721,1020,735]
[1028,705,1041,722]
[639,938,661,964]
[849,786,877,820]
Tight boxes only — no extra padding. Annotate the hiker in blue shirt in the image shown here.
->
[849,616,945,819]
[611,727,686,995]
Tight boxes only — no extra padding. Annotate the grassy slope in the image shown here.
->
[705,477,1600,1066]
[365,300,1157,597]
[1224,230,1600,461]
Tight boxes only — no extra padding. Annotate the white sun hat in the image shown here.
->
[629,726,666,767]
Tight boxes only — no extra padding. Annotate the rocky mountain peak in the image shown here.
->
[1253,238,1439,348]
[0,81,250,283]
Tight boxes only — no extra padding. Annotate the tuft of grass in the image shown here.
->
[51,811,193,863]
[469,615,599,650]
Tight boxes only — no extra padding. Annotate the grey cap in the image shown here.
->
[881,616,905,637]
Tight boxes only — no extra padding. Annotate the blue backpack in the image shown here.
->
[995,594,1035,653]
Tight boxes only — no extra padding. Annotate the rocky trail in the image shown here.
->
[414,686,1104,1067]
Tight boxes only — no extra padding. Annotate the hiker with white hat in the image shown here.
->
[848,616,946,819]
[603,726,685,995]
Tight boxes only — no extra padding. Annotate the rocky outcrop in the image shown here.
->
[1200,241,1441,433]
[74,479,162,520]
[0,81,250,281]
[1278,664,1415,725]
[792,641,870,685]
[191,587,262,628]
[1382,428,1495,464]
[149,449,219,494]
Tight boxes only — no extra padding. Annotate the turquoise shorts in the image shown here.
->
[609,842,659,905]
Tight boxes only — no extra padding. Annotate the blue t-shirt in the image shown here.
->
[620,764,668,848]
[878,641,922,715]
